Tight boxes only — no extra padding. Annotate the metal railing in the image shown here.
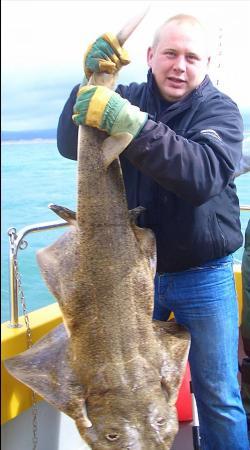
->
[7,205,250,328]
[8,220,69,327]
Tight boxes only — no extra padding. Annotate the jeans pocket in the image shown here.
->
[155,274,167,303]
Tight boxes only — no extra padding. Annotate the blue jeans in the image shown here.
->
[153,255,249,450]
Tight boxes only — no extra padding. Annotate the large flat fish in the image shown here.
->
[5,12,190,450]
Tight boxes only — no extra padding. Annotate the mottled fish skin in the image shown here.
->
[5,12,191,450]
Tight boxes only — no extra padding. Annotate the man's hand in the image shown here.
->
[84,33,130,79]
[72,85,147,143]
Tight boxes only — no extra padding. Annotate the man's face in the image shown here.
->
[147,21,210,102]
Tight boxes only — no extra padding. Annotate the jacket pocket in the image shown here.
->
[208,213,227,256]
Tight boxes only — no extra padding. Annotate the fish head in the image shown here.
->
[77,384,178,449]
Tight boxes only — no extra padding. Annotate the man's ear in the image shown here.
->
[147,46,154,68]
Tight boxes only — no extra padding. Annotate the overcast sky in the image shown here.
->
[2,0,250,131]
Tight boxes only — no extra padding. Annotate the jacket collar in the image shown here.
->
[146,69,211,117]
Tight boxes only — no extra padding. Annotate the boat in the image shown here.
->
[1,208,249,450]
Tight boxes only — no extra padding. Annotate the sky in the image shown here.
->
[2,0,250,131]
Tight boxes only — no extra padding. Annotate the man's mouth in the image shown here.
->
[167,77,186,86]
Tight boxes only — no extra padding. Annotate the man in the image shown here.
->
[57,14,249,450]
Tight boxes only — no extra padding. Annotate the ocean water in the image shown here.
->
[1,137,250,324]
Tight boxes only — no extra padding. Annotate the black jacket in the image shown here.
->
[57,70,243,272]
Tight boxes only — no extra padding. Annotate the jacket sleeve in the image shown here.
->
[57,84,80,160]
[234,150,250,177]
[124,98,244,206]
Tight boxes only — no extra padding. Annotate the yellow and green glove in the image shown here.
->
[72,85,148,143]
[84,33,130,80]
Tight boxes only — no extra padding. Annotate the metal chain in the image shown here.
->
[13,257,33,347]
[9,229,38,449]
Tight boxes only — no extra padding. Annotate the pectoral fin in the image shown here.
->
[132,225,157,277]
[153,320,191,404]
[4,323,88,422]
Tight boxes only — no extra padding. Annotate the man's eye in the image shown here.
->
[165,51,175,58]
[187,54,198,62]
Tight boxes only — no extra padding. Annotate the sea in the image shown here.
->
[1,134,250,324]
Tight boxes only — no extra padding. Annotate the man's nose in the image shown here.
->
[173,56,186,73]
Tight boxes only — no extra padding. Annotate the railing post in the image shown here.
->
[9,242,20,328]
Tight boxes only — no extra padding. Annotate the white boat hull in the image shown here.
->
[1,400,90,450]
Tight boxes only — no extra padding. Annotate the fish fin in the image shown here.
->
[36,236,67,304]
[101,133,133,168]
[36,229,86,329]
[128,207,157,274]
[4,324,87,422]
[153,320,191,405]
[129,206,146,224]
[48,203,77,225]
[132,225,157,277]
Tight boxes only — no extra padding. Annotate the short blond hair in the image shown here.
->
[152,14,207,48]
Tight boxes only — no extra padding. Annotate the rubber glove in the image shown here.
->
[72,85,148,143]
[84,33,130,79]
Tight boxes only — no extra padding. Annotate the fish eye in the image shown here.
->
[105,433,120,441]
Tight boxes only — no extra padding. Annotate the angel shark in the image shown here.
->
[5,13,190,450]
